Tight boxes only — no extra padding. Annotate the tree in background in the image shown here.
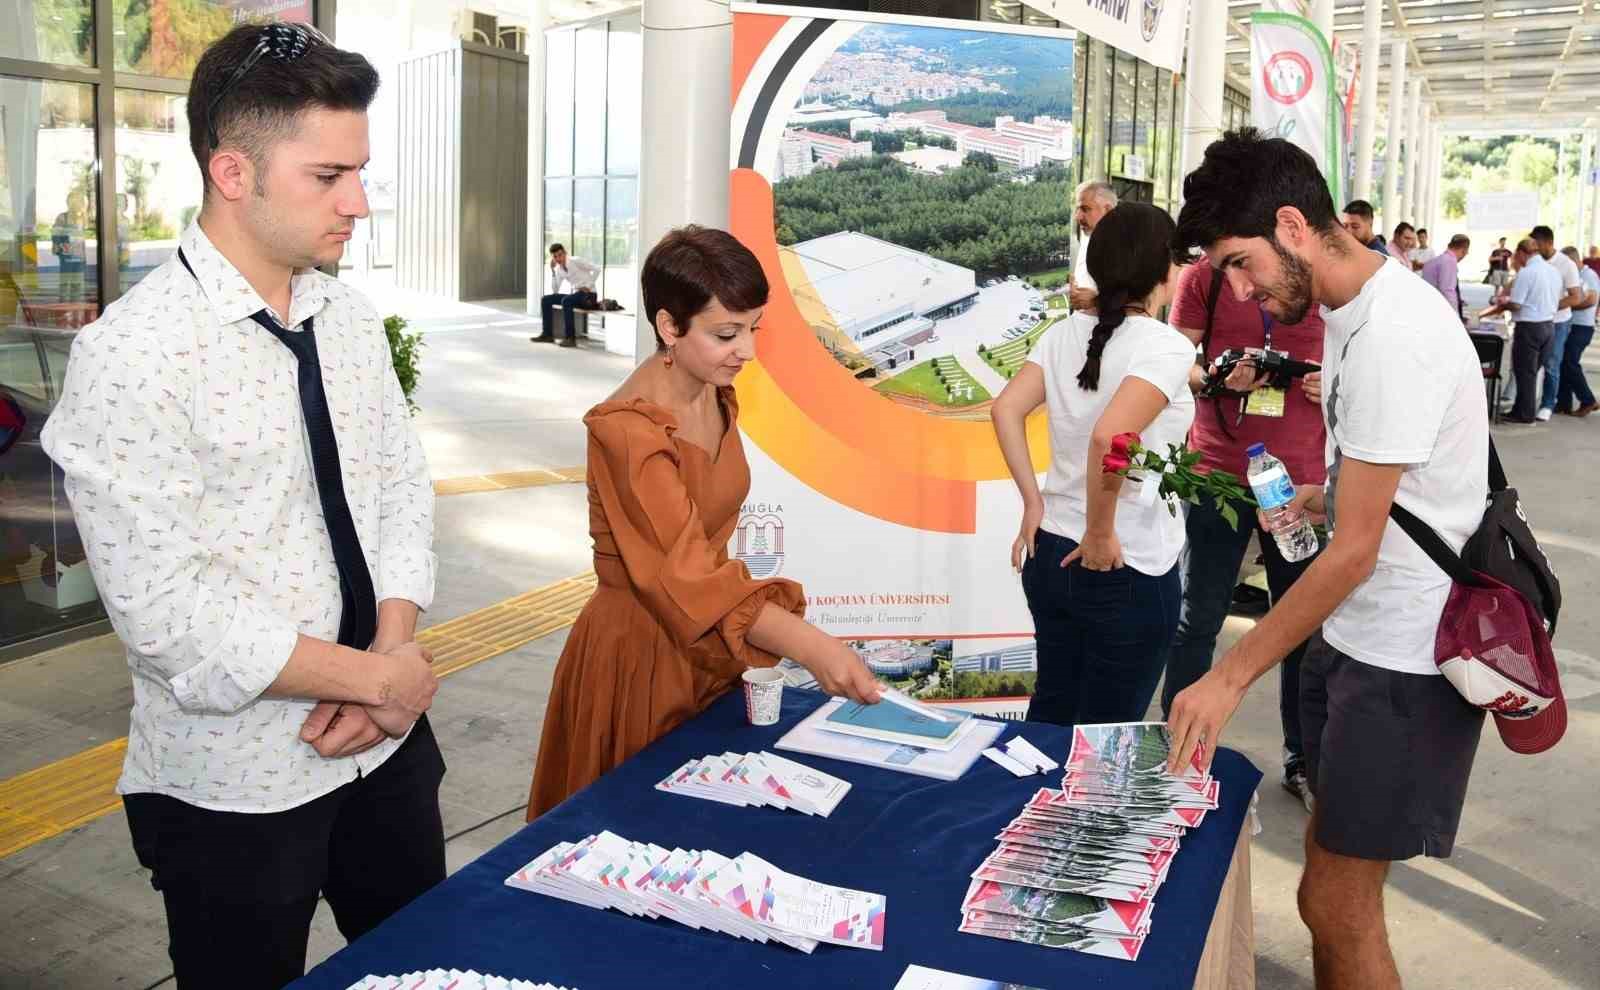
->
[963,151,999,172]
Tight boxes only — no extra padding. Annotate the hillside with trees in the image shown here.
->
[775,156,1074,276]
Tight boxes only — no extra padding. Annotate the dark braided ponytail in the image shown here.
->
[1074,203,1182,391]
[1077,287,1130,390]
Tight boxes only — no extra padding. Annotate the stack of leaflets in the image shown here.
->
[957,722,1220,961]
[654,751,851,817]
[506,830,886,953]
[344,974,573,990]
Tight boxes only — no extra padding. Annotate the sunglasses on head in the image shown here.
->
[205,23,331,151]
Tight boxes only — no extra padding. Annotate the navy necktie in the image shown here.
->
[179,249,377,649]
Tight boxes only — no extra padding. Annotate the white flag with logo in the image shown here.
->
[1250,12,1343,205]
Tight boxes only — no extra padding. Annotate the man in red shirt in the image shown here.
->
[1162,255,1327,811]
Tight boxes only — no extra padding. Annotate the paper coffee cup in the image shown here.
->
[742,667,785,726]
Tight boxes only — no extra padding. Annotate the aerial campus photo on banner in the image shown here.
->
[769,21,1078,421]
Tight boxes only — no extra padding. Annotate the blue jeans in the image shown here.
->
[1021,529,1179,727]
[1161,498,1314,769]
[1557,323,1596,411]
[1540,319,1572,412]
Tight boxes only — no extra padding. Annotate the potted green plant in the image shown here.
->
[384,315,424,413]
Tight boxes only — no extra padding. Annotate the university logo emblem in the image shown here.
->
[735,511,785,578]
[1141,0,1164,42]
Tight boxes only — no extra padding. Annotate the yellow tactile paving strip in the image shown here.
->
[0,571,599,859]
[433,466,585,497]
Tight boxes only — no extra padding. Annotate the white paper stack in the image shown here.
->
[776,698,1005,781]
[505,831,887,953]
[344,972,573,990]
[654,751,851,817]
[957,722,1221,962]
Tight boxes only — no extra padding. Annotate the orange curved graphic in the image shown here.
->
[737,360,976,534]
[731,13,789,107]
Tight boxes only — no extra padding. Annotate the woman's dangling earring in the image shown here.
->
[663,347,674,368]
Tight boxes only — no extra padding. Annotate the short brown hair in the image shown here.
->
[187,24,379,196]
[640,226,769,350]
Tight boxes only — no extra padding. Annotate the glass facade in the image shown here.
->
[0,0,324,655]
[541,12,640,305]
[1070,36,1180,211]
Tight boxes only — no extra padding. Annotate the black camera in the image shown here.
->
[1200,347,1320,397]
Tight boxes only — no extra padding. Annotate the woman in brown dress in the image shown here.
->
[527,226,882,819]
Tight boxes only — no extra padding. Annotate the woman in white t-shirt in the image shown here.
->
[992,203,1197,726]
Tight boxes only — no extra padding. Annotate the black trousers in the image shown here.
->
[124,716,447,990]
[1511,320,1554,421]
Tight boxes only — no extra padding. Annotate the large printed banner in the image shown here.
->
[727,9,1081,709]
[1026,0,1189,73]
[1250,12,1345,207]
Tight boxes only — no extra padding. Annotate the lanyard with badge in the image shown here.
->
[1242,310,1288,419]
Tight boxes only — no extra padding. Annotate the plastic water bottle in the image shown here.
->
[1246,443,1319,563]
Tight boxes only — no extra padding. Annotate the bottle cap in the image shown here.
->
[1246,443,1266,458]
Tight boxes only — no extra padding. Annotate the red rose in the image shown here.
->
[1102,452,1132,475]
[1109,432,1141,459]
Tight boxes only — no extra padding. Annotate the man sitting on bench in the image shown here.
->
[533,243,599,348]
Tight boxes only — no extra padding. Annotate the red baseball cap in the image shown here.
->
[1435,574,1565,754]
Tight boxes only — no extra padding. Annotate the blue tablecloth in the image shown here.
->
[293,690,1261,990]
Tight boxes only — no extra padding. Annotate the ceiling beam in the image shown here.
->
[1540,0,1600,113]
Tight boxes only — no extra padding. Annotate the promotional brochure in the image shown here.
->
[957,722,1221,961]
[506,831,887,953]
[655,751,852,817]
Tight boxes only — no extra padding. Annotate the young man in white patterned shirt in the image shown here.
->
[43,25,443,988]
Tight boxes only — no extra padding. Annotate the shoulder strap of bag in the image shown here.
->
[1488,436,1508,493]
[1201,265,1225,359]
[1201,265,1238,441]
[1386,502,1480,587]
[1386,434,1504,587]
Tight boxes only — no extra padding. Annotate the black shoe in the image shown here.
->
[531,333,555,343]
[1229,582,1270,617]
[558,337,578,348]
[1501,414,1538,424]
[1282,763,1314,814]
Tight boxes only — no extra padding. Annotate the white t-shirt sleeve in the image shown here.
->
[1562,256,1582,291]
[1125,329,1196,401]
[1329,324,1449,464]
[1074,235,1096,291]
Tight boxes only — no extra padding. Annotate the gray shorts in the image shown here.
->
[1300,633,1485,860]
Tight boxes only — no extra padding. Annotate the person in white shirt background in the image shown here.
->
[1481,237,1563,423]
[1531,225,1587,421]
[1555,245,1600,416]
[1170,129,1490,990]
[41,24,442,989]
[1067,180,1116,314]
[1408,228,1437,270]
[533,242,600,348]
[992,203,1195,728]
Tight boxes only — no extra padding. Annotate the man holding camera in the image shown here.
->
[1163,254,1326,811]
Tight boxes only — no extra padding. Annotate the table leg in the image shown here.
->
[1191,821,1255,990]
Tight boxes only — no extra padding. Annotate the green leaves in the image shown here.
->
[384,315,425,415]
[1105,441,1256,531]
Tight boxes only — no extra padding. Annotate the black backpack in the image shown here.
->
[1388,439,1562,633]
